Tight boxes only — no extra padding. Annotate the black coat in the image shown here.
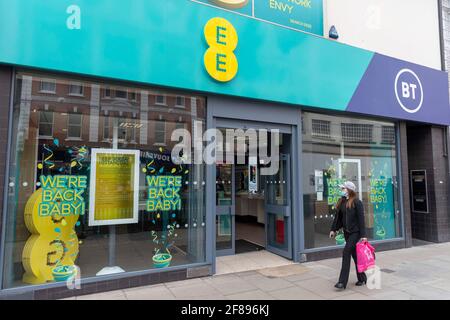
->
[331,197,366,238]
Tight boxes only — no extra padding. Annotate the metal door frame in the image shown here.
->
[265,153,293,259]
[215,164,236,257]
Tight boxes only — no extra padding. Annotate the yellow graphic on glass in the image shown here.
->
[204,17,239,82]
[22,188,80,284]
[210,0,249,9]
[94,153,135,221]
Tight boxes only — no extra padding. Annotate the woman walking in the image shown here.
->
[329,181,368,290]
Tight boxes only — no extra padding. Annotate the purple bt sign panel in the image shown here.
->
[347,54,450,125]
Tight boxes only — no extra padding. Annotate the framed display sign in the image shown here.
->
[89,149,140,226]
[410,170,429,213]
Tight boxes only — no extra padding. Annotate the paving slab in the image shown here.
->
[268,286,324,300]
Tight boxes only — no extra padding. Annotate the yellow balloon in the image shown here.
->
[22,188,80,284]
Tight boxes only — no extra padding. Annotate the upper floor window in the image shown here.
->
[176,96,186,108]
[155,95,166,105]
[129,91,137,101]
[68,83,84,96]
[115,89,127,99]
[341,123,373,144]
[104,88,112,98]
[311,119,331,140]
[381,126,396,145]
[39,80,56,94]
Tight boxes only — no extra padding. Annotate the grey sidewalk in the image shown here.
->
[69,242,450,300]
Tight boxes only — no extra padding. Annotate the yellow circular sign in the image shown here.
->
[204,17,239,82]
[204,47,238,82]
[210,0,249,9]
[204,17,238,50]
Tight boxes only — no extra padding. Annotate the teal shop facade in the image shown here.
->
[0,0,449,299]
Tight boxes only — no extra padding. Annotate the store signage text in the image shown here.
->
[370,178,388,204]
[395,69,424,114]
[269,0,312,14]
[39,175,87,217]
[204,17,239,82]
[147,176,182,212]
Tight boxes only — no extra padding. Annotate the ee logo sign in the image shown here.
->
[394,69,424,114]
[204,17,239,82]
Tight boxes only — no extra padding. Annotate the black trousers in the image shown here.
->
[338,232,367,287]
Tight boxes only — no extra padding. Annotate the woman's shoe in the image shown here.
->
[355,280,367,286]
[334,283,346,290]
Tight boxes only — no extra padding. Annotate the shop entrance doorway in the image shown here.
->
[215,123,293,260]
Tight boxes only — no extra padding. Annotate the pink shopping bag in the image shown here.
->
[356,241,376,273]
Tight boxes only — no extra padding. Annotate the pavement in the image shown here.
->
[67,242,450,300]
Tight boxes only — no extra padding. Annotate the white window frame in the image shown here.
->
[38,110,54,138]
[39,79,56,94]
[155,94,167,106]
[67,113,83,140]
[68,82,84,97]
[103,87,112,98]
[115,89,128,100]
[154,120,166,145]
[175,96,186,108]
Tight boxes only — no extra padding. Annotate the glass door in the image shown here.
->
[216,163,235,256]
[265,154,293,259]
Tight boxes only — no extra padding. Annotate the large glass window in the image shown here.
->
[2,72,207,289]
[302,112,401,249]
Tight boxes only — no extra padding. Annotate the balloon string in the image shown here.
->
[43,144,55,169]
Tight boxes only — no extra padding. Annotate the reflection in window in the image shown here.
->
[104,88,112,98]
[155,120,166,145]
[69,83,84,96]
[341,123,374,144]
[40,80,56,93]
[382,126,396,145]
[115,89,127,99]
[68,113,82,139]
[39,111,53,137]
[176,96,185,107]
[2,73,207,289]
[302,112,400,249]
[103,117,110,140]
[311,119,331,140]
[155,95,166,105]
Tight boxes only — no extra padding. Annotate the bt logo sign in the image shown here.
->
[395,69,424,114]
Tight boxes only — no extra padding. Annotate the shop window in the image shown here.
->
[38,111,53,137]
[68,83,84,96]
[311,119,331,140]
[302,112,401,249]
[2,72,207,289]
[39,80,56,93]
[67,113,82,139]
[155,120,166,145]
